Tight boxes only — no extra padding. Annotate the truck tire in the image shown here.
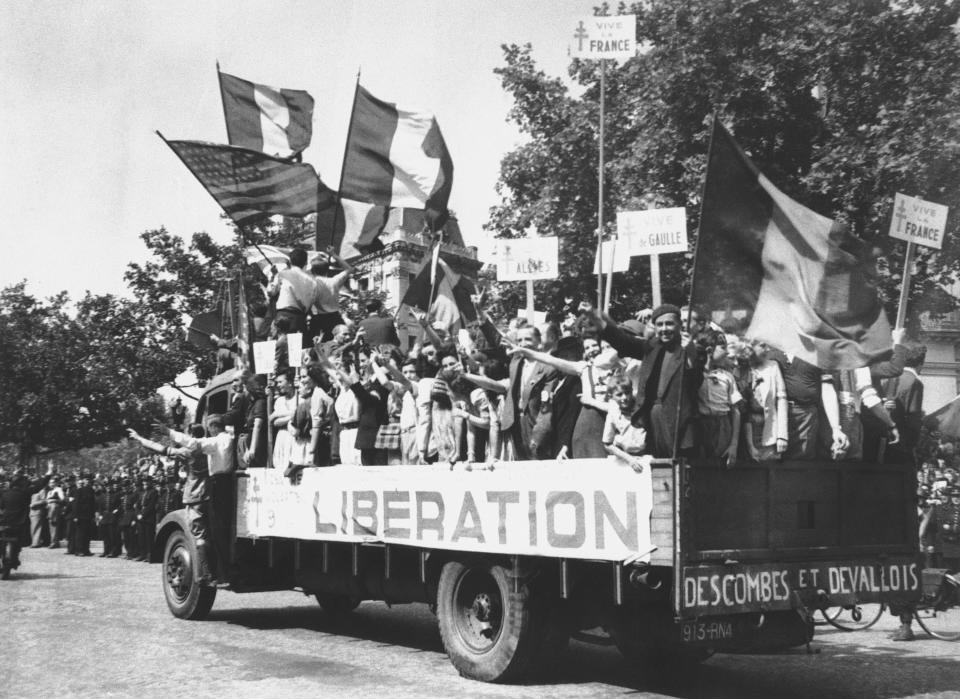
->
[436,559,561,683]
[315,593,361,617]
[163,530,216,620]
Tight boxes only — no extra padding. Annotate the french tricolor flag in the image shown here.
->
[218,69,314,159]
[339,85,454,231]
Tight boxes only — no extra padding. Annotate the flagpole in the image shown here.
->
[597,59,606,308]
[670,114,719,459]
[324,68,362,253]
[426,231,445,310]
[603,237,615,311]
[895,241,916,329]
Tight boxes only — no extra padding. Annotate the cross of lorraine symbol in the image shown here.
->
[574,20,588,51]
[894,198,908,232]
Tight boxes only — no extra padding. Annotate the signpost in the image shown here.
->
[888,193,949,328]
[497,237,559,323]
[570,14,636,306]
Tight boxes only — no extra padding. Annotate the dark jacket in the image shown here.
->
[0,476,50,529]
[500,356,559,459]
[98,489,122,525]
[139,487,159,521]
[601,324,704,457]
[119,488,140,527]
[351,382,390,450]
[73,485,96,521]
[884,369,924,451]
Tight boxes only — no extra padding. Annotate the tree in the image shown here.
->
[0,283,167,465]
[123,217,313,384]
[489,0,960,327]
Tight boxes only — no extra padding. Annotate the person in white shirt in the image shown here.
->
[309,246,355,342]
[267,247,316,334]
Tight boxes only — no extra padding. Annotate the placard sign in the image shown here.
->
[593,239,631,274]
[617,208,689,255]
[570,15,636,60]
[252,339,277,376]
[889,192,948,250]
[287,332,303,366]
[496,237,559,281]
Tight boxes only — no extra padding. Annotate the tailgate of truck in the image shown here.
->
[675,458,921,618]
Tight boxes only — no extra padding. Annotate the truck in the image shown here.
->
[152,375,921,683]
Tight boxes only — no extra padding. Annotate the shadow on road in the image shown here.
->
[211,603,447,654]
[2,571,86,581]
[203,602,960,696]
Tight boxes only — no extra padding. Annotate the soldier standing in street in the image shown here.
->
[119,478,140,560]
[136,475,158,561]
[72,472,96,556]
[62,475,76,555]
[98,478,122,557]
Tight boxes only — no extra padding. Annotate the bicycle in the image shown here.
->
[818,600,885,632]
[913,568,960,641]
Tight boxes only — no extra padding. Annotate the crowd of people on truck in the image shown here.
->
[174,244,930,480]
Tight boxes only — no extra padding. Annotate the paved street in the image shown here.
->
[4,544,960,698]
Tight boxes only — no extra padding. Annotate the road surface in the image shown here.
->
[4,545,960,698]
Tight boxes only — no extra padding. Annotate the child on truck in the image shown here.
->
[696,330,742,467]
[600,377,647,473]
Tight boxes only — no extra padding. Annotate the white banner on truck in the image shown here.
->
[236,459,654,563]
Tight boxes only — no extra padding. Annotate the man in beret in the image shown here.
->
[586,303,704,458]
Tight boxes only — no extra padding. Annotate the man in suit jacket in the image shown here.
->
[882,343,926,466]
[358,300,401,348]
[589,304,704,458]
[501,326,559,460]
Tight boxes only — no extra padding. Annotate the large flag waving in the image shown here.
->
[691,120,892,370]
[339,85,453,230]
[160,136,336,227]
[401,249,477,334]
[218,69,314,158]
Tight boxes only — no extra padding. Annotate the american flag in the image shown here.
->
[161,137,335,227]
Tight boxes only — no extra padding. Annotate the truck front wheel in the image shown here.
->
[162,530,216,620]
[436,559,560,683]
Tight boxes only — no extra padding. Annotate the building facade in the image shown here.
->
[347,224,481,349]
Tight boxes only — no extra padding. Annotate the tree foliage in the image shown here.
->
[489,0,960,327]
[0,215,313,463]
[0,282,167,463]
[123,217,312,383]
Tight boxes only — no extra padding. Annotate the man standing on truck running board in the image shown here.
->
[128,418,233,582]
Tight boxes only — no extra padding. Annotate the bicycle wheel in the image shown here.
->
[823,602,885,631]
[914,582,960,641]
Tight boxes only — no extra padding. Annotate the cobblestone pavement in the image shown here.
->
[4,544,960,698]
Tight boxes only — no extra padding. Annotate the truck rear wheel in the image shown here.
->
[436,559,563,683]
[163,530,216,620]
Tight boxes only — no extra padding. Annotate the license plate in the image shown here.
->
[680,619,735,644]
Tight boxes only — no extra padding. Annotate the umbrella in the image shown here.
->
[923,395,960,440]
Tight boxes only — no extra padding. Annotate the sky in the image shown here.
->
[0,0,593,301]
